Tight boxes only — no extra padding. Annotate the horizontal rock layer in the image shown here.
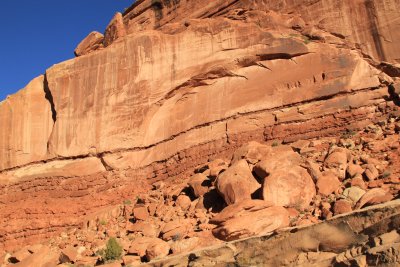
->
[0,0,400,253]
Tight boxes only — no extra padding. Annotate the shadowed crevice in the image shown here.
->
[43,74,57,123]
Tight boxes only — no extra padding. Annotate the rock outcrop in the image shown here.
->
[1,0,400,257]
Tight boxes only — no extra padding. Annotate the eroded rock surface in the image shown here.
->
[1,0,400,261]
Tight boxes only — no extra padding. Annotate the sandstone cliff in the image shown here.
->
[1,0,400,256]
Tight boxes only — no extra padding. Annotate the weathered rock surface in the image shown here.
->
[210,199,289,241]
[262,166,316,210]
[74,31,104,56]
[215,160,259,205]
[1,0,400,255]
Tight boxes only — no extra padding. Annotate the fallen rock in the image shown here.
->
[316,172,341,197]
[133,206,149,221]
[170,237,200,254]
[303,160,322,182]
[208,159,228,177]
[347,164,364,178]
[128,237,162,257]
[333,200,353,215]
[262,166,316,210]
[355,188,394,209]
[188,173,209,198]
[215,159,260,205]
[145,239,170,261]
[11,245,58,267]
[59,246,78,263]
[343,187,366,204]
[231,141,272,164]
[127,221,158,237]
[253,146,302,180]
[161,219,192,241]
[8,248,30,264]
[364,164,379,181]
[122,255,142,266]
[74,31,104,56]
[325,148,349,180]
[210,199,289,241]
[175,195,191,211]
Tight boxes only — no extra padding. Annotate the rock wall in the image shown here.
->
[0,0,400,252]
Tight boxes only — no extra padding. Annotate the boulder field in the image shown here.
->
[1,0,400,266]
[2,119,400,266]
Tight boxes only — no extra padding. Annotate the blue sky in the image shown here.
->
[0,0,134,101]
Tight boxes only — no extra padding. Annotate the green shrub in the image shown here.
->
[123,199,132,205]
[103,237,123,262]
[272,141,279,147]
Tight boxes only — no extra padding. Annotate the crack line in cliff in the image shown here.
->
[43,74,57,124]
[0,84,386,175]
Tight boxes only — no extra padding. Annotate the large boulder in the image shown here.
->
[145,239,170,261]
[355,188,394,209]
[253,146,303,180]
[210,199,289,241]
[188,173,210,198]
[316,171,341,197]
[324,148,350,180]
[262,166,316,210]
[215,159,260,205]
[74,31,104,57]
[231,142,272,165]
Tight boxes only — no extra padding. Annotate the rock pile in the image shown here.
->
[2,117,399,266]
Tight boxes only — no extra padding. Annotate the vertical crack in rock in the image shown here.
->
[226,122,230,144]
[43,73,57,154]
[43,74,57,123]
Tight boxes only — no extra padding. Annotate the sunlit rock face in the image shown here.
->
[0,0,399,253]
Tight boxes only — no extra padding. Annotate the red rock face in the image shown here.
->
[0,0,400,253]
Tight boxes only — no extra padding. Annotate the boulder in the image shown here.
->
[347,164,364,178]
[210,199,289,241]
[161,219,192,241]
[215,159,260,205]
[128,237,162,257]
[262,166,316,210]
[188,173,209,198]
[355,188,394,209]
[231,142,272,164]
[175,195,191,211]
[8,249,31,263]
[253,147,303,180]
[333,200,353,215]
[133,206,149,221]
[324,148,349,180]
[104,12,126,47]
[364,164,379,181]
[316,172,341,197]
[127,221,158,237]
[59,246,79,263]
[303,160,322,182]
[145,239,170,261]
[208,159,228,177]
[343,187,366,204]
[170,237,200,254]
[74,31,104,57]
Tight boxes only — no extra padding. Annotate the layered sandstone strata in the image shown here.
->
[0,0,400,253]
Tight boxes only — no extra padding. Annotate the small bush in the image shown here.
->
[123,199,132,205]
[103,237,123,262]
[272,141,279,147]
